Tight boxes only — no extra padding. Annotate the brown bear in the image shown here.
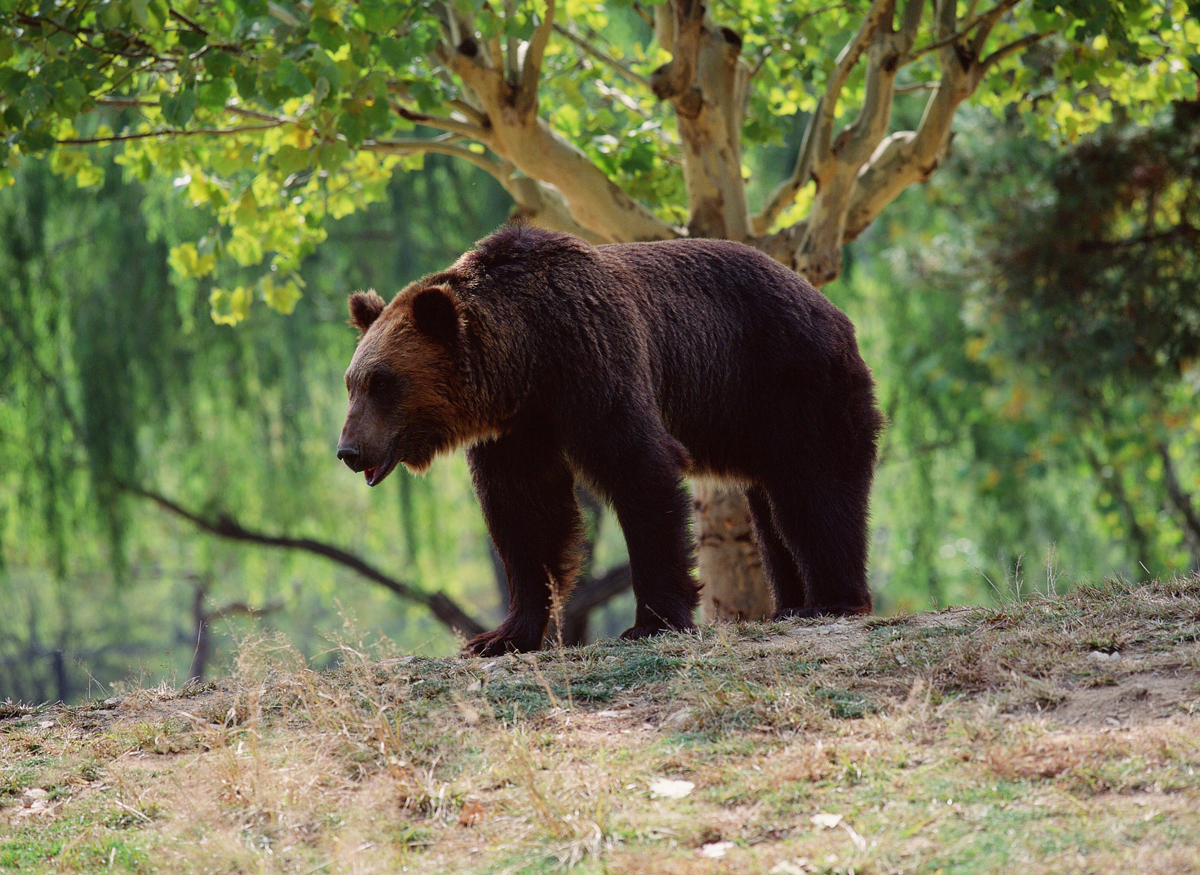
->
[337,224,883,657]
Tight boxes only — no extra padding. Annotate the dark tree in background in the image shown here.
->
[990,100,1200,392]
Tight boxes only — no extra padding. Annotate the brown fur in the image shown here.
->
[338,225,883,656]
[341,287,495,477]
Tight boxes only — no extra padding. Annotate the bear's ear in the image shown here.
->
[411,286,460,346]
[348,290,386,334]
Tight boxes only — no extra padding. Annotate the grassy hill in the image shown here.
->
[3,576,1199,874]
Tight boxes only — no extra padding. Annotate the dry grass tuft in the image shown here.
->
[3,575,1200,873]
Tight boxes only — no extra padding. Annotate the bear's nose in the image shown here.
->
[337,444,362,471]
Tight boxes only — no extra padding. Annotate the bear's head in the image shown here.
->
[337,283,478,484]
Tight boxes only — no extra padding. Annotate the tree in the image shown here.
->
[3,0,1194,620]
[0,153,505,700]
[851,98,1200,599]
[979,98,1200,574]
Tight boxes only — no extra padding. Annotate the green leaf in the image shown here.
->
[210,286,252,325]
[197,78,232,111]
[274,58,311,97]
[346,28,371,65]
[337,110,367,146]
[361,93,390,130]
[74,160,104,188]
[19,122,55,151]
[177,29,206,52]
[358,0,403,32]
[146,0,170,28]
[235,189,258,225]
[304,46,343,103]
[227,226,265,266]
[160,90,198,127]
[233,61,259,99]
[408,79,440,112]
[377,37,409,69]
[272,144,311,176]
[169,242,217,278]
[237,0,270,19]
[313,75,331,105]
[261,276,302,314]
[310,16,346,52]
[204,52,235,79]
[49,148,105,187]
[314,138,350,169]
[130,0,151,27]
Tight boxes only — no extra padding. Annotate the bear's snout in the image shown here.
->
[336,443,364,472]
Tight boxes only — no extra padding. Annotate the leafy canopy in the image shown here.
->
[1,0,1195,321]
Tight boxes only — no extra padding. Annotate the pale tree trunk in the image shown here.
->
[694,484,773,621]
[376,0,1052,621]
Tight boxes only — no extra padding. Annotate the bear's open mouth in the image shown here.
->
[364,446,398,487]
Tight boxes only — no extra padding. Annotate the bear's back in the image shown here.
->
[451,225,876,479]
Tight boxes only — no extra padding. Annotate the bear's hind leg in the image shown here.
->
[465,432,585,656]
[745,485,807,615]
[759,474,873,618]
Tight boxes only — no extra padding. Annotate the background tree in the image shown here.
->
[0,153,511,701]
[851,98,1200,607]
[979,98,1200,574]
[2,0,1195,623]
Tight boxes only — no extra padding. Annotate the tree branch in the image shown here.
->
[979,31,1053,77]
[447,39,676,241]
[649,0,705,116]
[649,1,753,239]
[57,121,286,146]
[391,102,488,139]
[844,0,1014,243]
[790,0,900,282]
[904,0,1020,63]
[95,96,289,125]
[505,0,520,85]
[753,95,822,235]
[445,97,489,128]
[361,136,508,178]
[121,484,486,640]
[1158,442,1200,569]
[761,0,923,244]
[970,0,1024,58]
[360,135,604,239]
[812,0,895,175]
[517,0,556,116]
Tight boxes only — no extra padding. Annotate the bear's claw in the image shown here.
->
[462,629,542,657]
[619,621,696,642]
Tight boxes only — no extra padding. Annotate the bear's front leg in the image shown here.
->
[462,431,585,657]
[570,422,700,642]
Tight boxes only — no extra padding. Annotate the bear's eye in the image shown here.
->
[366,371,402,406]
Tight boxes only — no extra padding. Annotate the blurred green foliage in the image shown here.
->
[0,151,511,702]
